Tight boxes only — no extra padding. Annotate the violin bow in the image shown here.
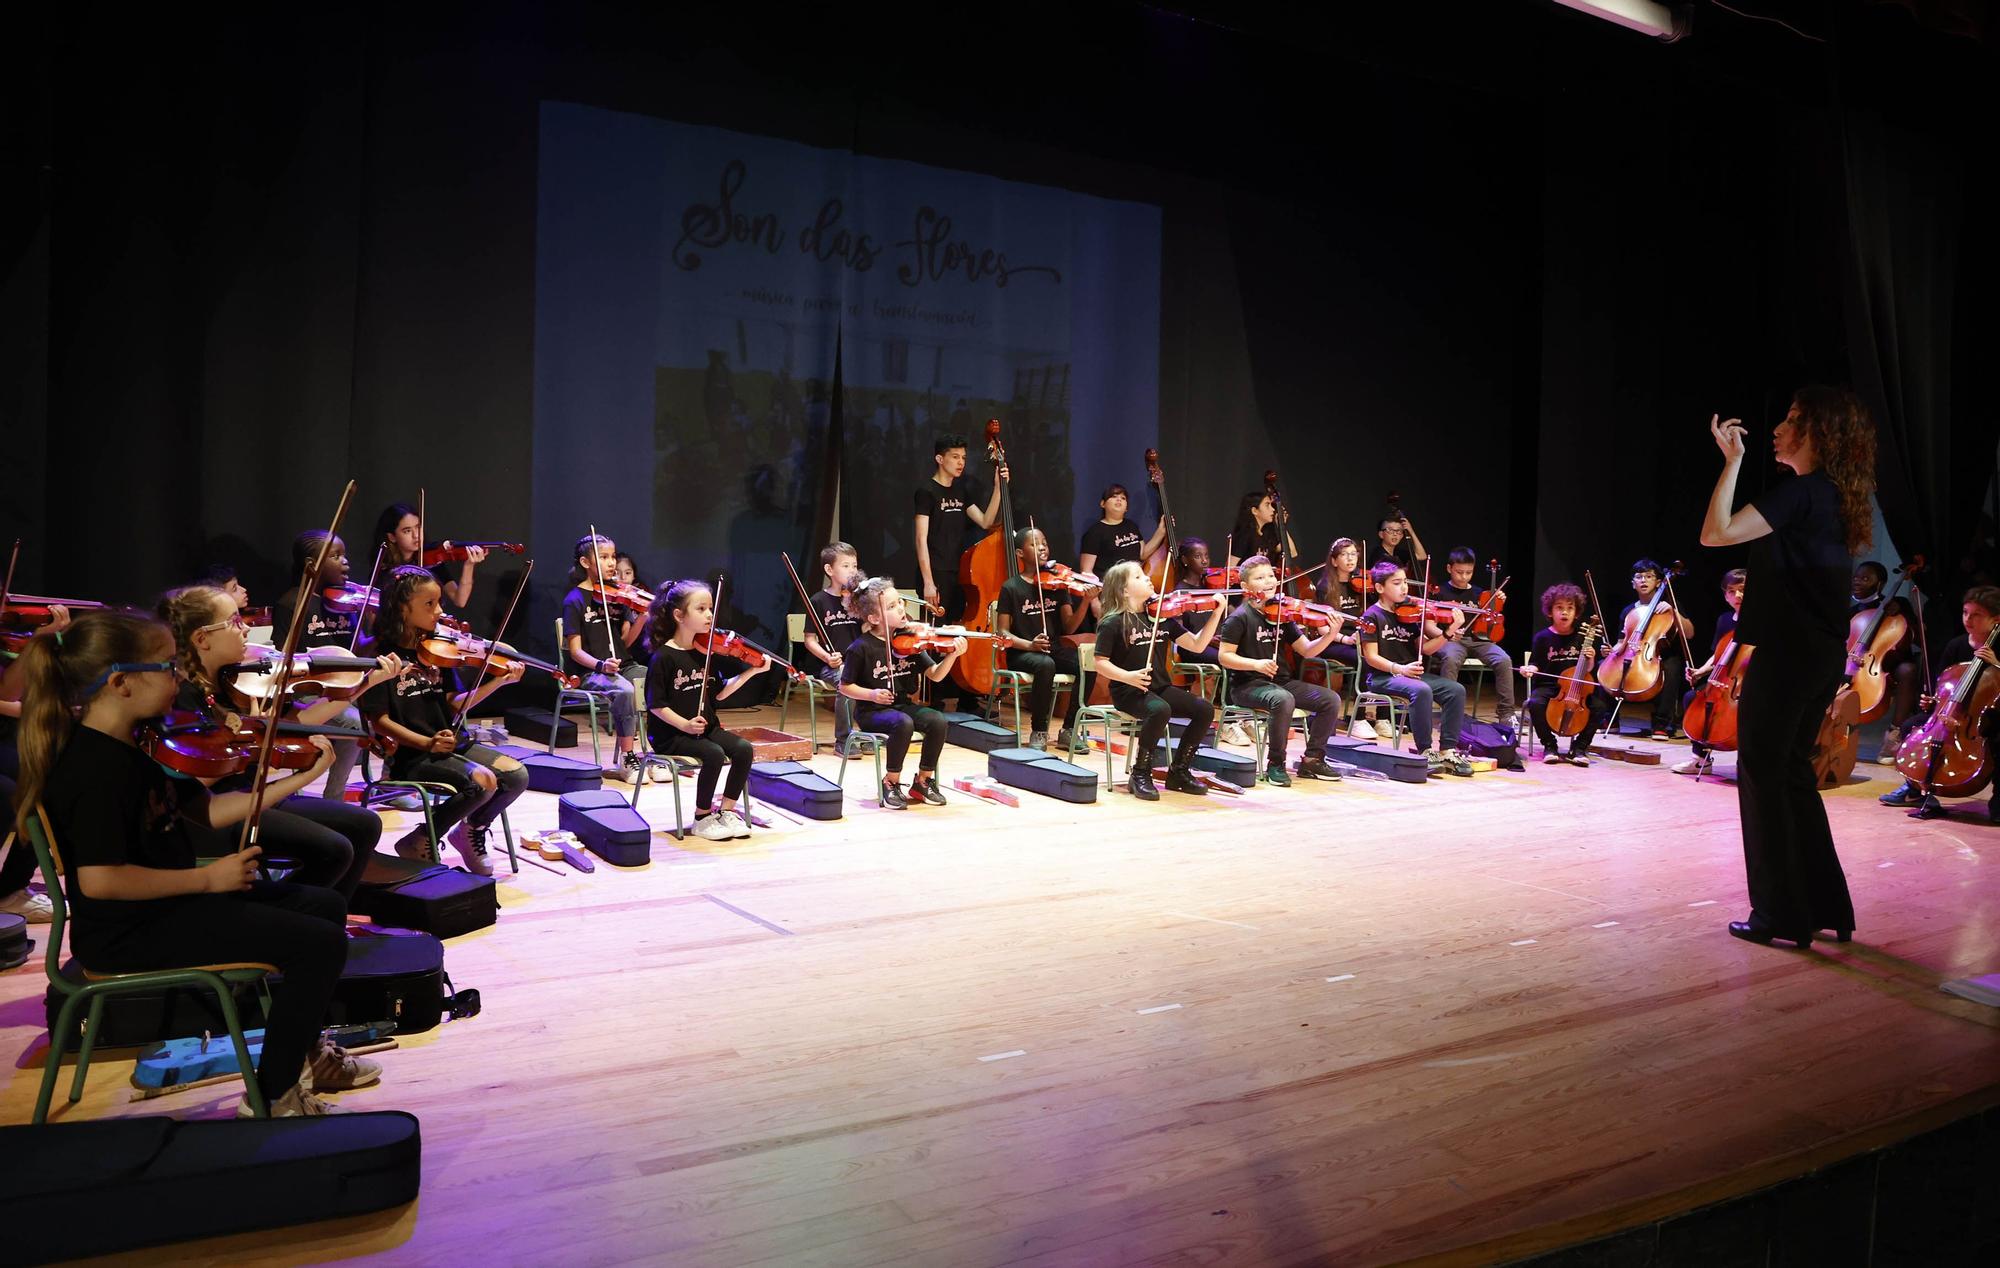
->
[589,524,619,666]
[1659,562,1698,668]
[451,559,534,735]
[236,480,357,858]
[348,544,386,653]
[877,580,900,700]
[417,488,426,569]
[696,572,724,728]
[0,539,18,646]
[782,549,833,652]
[1904,557,1934,695]
[1029,516,1048,651]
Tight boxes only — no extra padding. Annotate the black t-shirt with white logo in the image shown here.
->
[1079,519,1147,570]
[281,590,359,651]
[1359,602,1420,674]
[561,586,635,671]
[1219,602,1302,686]
[998,574,1076,646]
[1528,626,1594,697]
[358,638,462,777]
[915,476,983,583]
[809,589,862,658]
[1094,611,1170,708]
[840,632,937,709]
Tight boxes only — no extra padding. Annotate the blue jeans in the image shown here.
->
[1368,670,1465,753]
[583,664,643,739]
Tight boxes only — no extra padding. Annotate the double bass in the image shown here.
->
[951,419,1014,698]
[1845,557,1922,723]
[1894,622,2000,799]
[1140,449,1176,593]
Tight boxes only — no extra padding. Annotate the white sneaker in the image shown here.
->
[692,813,735,842]
[447,823,495,877]
[1217,722,1251,746]
[1672,755,1713,776]
[1373,719,1396,741]
[719,809,751,839]
[0,888,53,924]
[1347,718,1376,741]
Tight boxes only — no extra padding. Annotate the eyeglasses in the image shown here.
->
[195,613,249,635]
[84,661,180,694]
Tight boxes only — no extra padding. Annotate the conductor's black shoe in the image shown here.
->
[1911,794,1946,820]
[1727,916,1812,949]
[1129,769,1160,801]
[1878,780,1922,807]
[1163,766,1208,796]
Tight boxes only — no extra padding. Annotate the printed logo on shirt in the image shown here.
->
[1112,528,1141,551]
[671,667,709,694]
[394,664,444,696]
[305,612,353,639]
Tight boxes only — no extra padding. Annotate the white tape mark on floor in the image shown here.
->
[1509,939,1538,946]
[1164,910,1260,931]
[977,1050,1027,1062]
[1136,1004,1183,1015]
[1878,860,1896,869]
[1687,900,1718,908]
[1325,974,1357,983]
[1592,920,1620,929]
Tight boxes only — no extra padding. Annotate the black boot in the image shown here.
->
[1129,768,1160,801]
[1163,765,1208,796]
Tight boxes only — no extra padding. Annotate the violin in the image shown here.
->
[1894,621,2000,798]
[692,629,807,682]
[1145,590,1228,620]
[1202,566,1242,589]
[580,576,656,611]
[891,623,983,656]
[139,710,393,781]
[0,594,108,631]
[1544,618,1605,738]
[1683,631,1752,752]
[322,582,382,615]
[222,648,388,705]
[1845,556,1922,723]
[1257,595,1337,629]
[1032,562,1102,597]
[1465,562,1509,642]
[1386,599,1465,628]
[417,626,579,688]
[421,541,525,567]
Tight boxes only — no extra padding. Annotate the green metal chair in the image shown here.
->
[1306,650,1404,748]
[360,751,519,872]
[779,611,842,751]
[1216,667,1273,778]
[985,600,1077,745]
[834,730,892,804]
[1449,656,1495,721]
[23,806,276,1123]
[631,724,758,838]
[551,616,623,767]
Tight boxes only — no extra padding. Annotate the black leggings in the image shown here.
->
[854,703,949,775]
[189,795,380,901]
[0,765,40,896]
[77,880,348,1107]
[1113,683,1214,770]
[1009,645,1086,733]
[389,744,529,851]
[653,725,755,809]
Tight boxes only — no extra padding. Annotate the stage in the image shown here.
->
[7,706,2000,1266]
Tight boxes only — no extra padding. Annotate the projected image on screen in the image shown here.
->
[535,103,1160,650]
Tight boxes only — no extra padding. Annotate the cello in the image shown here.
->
[1894,621,2000,799]
[1683,631,1752,753]
[1140,449,1176,593]
[1596,564,1688,703]
[1544,617,1605,739]
[1844,556,1922,723]
[951,418,1014,698]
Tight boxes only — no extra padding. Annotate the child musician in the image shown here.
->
[1093,561,1223,801]
[12,608,368,1117]
[1315,537,1389,742]
[1172,537,1238,744]
[371,501,486,610]
[1616,559,1696,740]
[357,565,529,875]
[1432,548,1518,728]
[1521,582,1612,765]
[802,542,863,745]
[1078,482,1169,583]
[1358,561,1473,777]
[1225,491,1298,570]
[159,582,401,901]
[840,577,967,809]
[277,529,372,797]
[996,528,1096,751]
[1217,556,1343,784]
[1673,568,1746,777]
[1879,585,2000,821]
[645,579,769,841]
[562,533,648,782]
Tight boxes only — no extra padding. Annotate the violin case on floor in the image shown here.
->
[746,761,843,820]
[558,789,653,865]
[1326,737,1430,784]
[940,711,1021,753]
[348,853,497,939]
[0,1112,421,1264]
[491,743,603,794]
[988,747,1098,804]
[44,924,452,1045]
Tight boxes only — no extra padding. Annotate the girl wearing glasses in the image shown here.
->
[8,608,369,1117]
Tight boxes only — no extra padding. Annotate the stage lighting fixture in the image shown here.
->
[1549,0,1692,41]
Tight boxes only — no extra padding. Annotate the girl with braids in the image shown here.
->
[356,565,527,875]
[645,579,769,840]
[372,501,486,610]
[562,533,648,782]
[1701,387,1876,948]
[12,609,367,1117]
[839,577,966,810]
[158,583,401,901]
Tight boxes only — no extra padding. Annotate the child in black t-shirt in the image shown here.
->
[840,577,967,809]
[357,566,528,875]
[562,533,648,781]
[1217,556,1343,785]
[11,608,357,1118]
[802,541,864,744]
[1224,491,1298,570]
[370,500,489,611]
[1880,585,2000,819]
[276,528,373,797]
[1673,569,1747,776]
[1358,561,1472,777]
[1612,558,1696,739]
[1314,537,1386,741]
[1078,481,1168,618]
[645,579,771,841]
[1092,561,1223,801]
[914,434,1006,625]
[996,528,1097,751]
[1431,547,1518,728]
[1520,582,1612,765]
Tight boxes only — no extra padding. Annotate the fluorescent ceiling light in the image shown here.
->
[1550,0,1687,40]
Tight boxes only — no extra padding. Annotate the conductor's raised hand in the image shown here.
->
[1710,413,1747,463]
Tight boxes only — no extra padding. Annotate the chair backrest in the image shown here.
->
[898,589,929,621]
[987,600,1006,675]
[23,807,74,991]
[786,611,807,652]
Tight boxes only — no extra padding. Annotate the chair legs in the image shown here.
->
[37,972,269,1123]
[836,734,887,797]
[35,991,85,1123]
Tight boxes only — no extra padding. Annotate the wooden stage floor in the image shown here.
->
[7,707,2000,1266]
